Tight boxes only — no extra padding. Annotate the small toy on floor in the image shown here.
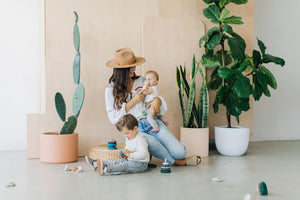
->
[160,158,171,173]
[257,181,268,196]
[64,165,83,173]
[211,177,223,182]
[107,139,117,150]
[6,182,16,187]
[243,193,254,200]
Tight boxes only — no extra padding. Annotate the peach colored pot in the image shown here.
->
[40,132,78,163]
[180,127,209,157]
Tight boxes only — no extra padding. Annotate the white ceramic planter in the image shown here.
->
[180,127,209,157]
[215,126,249,156]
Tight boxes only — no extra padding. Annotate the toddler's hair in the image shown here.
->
[115,114,138,131]
[145,70,159,81]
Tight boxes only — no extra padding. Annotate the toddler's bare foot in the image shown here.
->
[163,120,169,126]
[150,128,160,133]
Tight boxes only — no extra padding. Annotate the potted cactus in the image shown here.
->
[200,0,285,156]
[176,55,209,157]
[40,11,85,163]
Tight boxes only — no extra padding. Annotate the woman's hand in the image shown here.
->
[147,97,162,116]
[125,90,145,112]
[131,90,145,104]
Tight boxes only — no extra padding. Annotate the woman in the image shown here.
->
[105,48,200,166]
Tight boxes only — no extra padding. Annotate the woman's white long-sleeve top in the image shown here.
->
[105,76,167,124]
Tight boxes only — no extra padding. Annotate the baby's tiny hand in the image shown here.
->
[123,149,131,157]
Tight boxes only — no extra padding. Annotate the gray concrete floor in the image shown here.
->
[1,141,300,200]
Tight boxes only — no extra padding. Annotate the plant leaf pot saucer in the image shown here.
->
[40,132,78,163]
[214,126,249,156]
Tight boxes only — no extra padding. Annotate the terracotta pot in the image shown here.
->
[40,132,78,163]
[215,126,249,156]
[180,127,209,157]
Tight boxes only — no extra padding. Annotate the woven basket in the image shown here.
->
[88,143,125,161]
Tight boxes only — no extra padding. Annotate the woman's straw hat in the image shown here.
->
[106,48,145,68]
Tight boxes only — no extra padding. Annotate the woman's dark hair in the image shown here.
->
[109,68,139,110]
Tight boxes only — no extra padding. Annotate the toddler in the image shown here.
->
[142,70,168,132]
[85,114,150,175]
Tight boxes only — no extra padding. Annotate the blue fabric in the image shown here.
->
[138,118,186,165]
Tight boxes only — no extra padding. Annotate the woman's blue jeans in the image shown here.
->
[138,117,186,165]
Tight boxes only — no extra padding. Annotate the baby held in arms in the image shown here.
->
[142,70,168,132]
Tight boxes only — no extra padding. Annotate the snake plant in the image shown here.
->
[176,55,209,128]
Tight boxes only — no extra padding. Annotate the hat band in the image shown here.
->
[115,58,136,66]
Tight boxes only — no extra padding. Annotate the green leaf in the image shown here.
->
[252,74,263,101]
[235,116,240,124]
[176,67,181,89]
[231,0,248,4]
[73,52,80,84]
[260,66,277,89]
[201,56,221,68]
[204,33,223,50]
[178,91,186,126]
[223,24,233,34]
[55,93,66,122]
[223,16,243,24]
[213,96,219,113]
[199,35,208,48]
[214,50,233,66]
[207,27,221,38]
[218,67,233,79]
[257,38,266,55]
[220,8,230,21]
[185,76,196,127]
[72,83,85,117]
[203,4,220,23]
[60,115,77,135]
[234,60,251,72]
[73,11,78,23]
[208,67,222,90]
[219,0,231,8]
[225,92,241,117]
[263,54,285,66]
[232,76,252,98]
[262,85,271,97]
[227,37,246,60]
[200,27,221,48]
[256,71,269,86]
[204,0,221,4]
[73,23,80,52]
[191,55,196,79]
[252,50,262,68]
[217,85,228,103]
[239,98,250,111]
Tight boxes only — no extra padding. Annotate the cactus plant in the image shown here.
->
[55,11,85,135]
[176,55,209,128]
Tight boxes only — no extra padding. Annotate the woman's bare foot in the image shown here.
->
[173,156,201,166]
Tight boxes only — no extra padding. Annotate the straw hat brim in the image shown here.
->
[106,57,145,68]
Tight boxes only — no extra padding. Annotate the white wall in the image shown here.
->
[0,1,44,150]
[252,0,300,140]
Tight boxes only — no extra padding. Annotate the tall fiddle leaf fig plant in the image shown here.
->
[200,0,285,128]
[55,11,85,134]
[176,55,209,128]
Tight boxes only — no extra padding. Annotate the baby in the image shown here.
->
[142,70,168,132]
